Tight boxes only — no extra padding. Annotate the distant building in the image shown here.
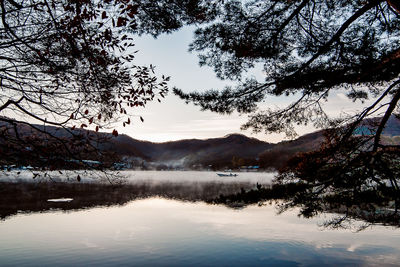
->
[240,166,260,172]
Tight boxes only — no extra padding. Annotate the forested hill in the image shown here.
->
[1,116,399,169]
[109,133,274,169]
[0,120,273,169]
[89,115,400,169]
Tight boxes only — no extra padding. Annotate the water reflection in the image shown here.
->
[0,180,257,220]
[0,197,399,266]
[1,171,400,266]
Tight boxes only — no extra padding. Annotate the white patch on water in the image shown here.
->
[47,198,73,202]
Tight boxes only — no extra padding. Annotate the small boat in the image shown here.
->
[217,173,238,177]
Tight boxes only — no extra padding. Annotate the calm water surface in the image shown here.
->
[0,171,399,266]
[0,170,275,184]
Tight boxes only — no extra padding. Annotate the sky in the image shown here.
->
[114,27,374,144]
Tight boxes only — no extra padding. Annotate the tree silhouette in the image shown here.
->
[171,0,400,227]
[0,0,169,170]
[175,1,400,137]
[1,0,399,225]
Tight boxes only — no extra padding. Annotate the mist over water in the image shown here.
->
[0,171,274,221]
[122,170,275,184]
[0,170,275,184]
[1,171,399,266]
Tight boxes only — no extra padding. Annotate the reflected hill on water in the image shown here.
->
[2,178,399,230]
[0,181,258,220]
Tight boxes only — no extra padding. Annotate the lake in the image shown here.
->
[0,170,275,184]
[1,171,399,266]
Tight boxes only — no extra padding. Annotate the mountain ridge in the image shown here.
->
[1,116,399,170]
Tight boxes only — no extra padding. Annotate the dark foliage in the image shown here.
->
[212,182,400,230]
[258,130,325,169]
[175,1,400,137]
[275,129,400,229]
[170,1,400,228]
[0,0,169,170]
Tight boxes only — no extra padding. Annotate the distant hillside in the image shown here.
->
[1,116,399,170]
[0,120,273,169]
[109,133,274,169]
[258,130,325,170]
[259,115,400,170]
